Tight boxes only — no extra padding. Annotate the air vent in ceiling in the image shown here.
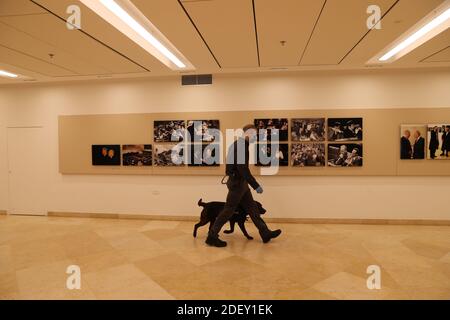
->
[182,74,212,86]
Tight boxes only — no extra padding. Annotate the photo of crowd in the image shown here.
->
[291,118,326,142]
[188,143,221,166]
[154,120,185,142]
[328,118,363,141]
[291,143,326,167]
[400,125,426,160]
[186,120,220,142]
[427,124,450,160]
[254,118,289,141]
[92,145,121,166]
[122,144,152,166]
[328,144,363,167]
[154,144,185,166]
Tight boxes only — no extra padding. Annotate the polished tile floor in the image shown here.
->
[0,215,449,300]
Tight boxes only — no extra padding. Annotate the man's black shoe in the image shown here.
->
[205,235,227,247]
[261,229,282,243]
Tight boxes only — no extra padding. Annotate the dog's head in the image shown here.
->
[255,201,266,215]
[237,201,266,216]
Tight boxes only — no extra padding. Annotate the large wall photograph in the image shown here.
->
[328,118,363,141]
[291,118,326,142]
[187,143,221,166]
[154,120,185,142]
[427,124,450,160]
[122,144,152,166]
[400,124,426,160]
[255,143,289,167]
[291,143,326,167]
[91,145,121,166]
[186,120,220,142]
[254,118,289,141]
[328,144,363,167]
[154,144,185,166]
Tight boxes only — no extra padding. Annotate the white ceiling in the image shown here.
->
[0,0,449,84]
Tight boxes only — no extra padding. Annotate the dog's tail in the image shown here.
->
[198,198,206,207]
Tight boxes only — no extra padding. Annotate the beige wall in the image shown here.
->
[0,68,450,219]
[0,104,7,210]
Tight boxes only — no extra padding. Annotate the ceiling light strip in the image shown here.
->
[379,7,450,61]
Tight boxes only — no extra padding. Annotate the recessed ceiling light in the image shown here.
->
[80,0,194,71]
[368,1,450,64]
[0,70,18,78]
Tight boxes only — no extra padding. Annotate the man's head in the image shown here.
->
[403,130,411,139]
[108,149,115,159]
[243,124,257,142]
[414,130,421,139]
[101,147,108,157]
[446,125,450,132]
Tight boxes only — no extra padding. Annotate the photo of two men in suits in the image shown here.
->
[400,125,426,160]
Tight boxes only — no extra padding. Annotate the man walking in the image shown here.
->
[206,124,282,247]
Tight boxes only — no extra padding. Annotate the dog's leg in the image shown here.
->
[238,221,253,240]
[193,220,209,237]
[223,220,235,234]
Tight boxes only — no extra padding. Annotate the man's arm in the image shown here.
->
[236,163,260,190]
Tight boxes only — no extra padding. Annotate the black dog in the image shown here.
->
[193,199,266,240]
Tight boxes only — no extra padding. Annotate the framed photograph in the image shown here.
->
[254,118,289,141]
[154,120,185,142]
[328,144,363,167]
[255,143,289,167]
[327,118,363,141]
[122,144,152,166]
[291,143,326,167]
[400,125,426,160]
[291,118,326,142]
[186,120,220,142]
[427,124,450,160]
[92,145,121,166]
[187,143,221,166]
[154,144,185,166]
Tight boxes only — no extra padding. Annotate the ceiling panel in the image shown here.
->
[255,0,325,67]
[132,0,219,72]
[0,20,109,75]
[0,0,45,16]
[342,0,446,66]
[423,46,450,63]
[0,12,145,74]
[34,0,164,74]
[300,0,397,66]
[182,0,258,68]
[34,0,219,74]
[0,44,75,76]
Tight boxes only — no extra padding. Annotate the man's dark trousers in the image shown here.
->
[209,178,269,238]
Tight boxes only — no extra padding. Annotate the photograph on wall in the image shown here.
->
[427,124,450,160]
[154,120,185,142]
[122,144,152,166]
[254,118,289,141]
[186,120,220,142]
[92,145,121,166]
[291,118,326,142]
[327,118,363,141]
[328,144,363,167]
[154,144,185,166]
[255,143,289,167]
[187,143,221,166]
[400,125,426,160]
[291,143,326,167]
